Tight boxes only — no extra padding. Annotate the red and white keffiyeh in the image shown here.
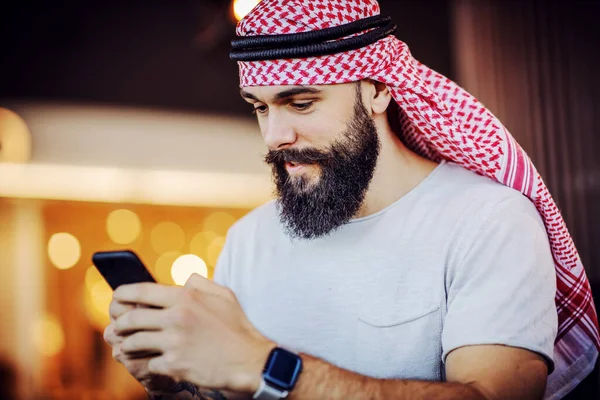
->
[234,0,599,397]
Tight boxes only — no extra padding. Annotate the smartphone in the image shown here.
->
[92,250,156,290]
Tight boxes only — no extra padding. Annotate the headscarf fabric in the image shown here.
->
[233,1,599,397]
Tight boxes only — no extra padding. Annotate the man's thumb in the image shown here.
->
[184,273,205,290]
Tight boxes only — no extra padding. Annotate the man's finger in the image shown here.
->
[114,308,166,335]
[109,299,135,321]
[114,282,180,308]
[103,323,119,345]
[184,273,229,298]
[121,331,165,355]
[147,355,186,379]
[147,355,170,376]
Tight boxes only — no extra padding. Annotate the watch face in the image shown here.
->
[264,348,302,391]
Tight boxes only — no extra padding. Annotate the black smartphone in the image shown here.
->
[92,250,156,290]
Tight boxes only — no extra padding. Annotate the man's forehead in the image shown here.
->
[240,82,356,102]
[241,85,321,98]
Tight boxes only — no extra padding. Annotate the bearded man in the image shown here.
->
[103,1,599,399]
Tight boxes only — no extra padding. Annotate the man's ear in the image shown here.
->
[368,79,392,115]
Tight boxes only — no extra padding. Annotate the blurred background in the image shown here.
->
[0,0,599,399]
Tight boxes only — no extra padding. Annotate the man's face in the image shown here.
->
[240,82,380,239]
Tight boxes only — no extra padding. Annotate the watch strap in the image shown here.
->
[252,379,289,400]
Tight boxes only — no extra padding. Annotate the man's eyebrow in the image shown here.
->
[274,87,322,101]
[239,87,322,102]
[240,90,258,101]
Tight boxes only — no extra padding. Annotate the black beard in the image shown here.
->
[264,92,381,240]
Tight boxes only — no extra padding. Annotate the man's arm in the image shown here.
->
[283,345,548,400]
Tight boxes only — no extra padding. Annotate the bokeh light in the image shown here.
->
[154,251,180,285]
[83,265,112,330]
[33,314,65,357]
[171,254,208,285]
[106,209,141,244]
[233,0,261,21]
[47,232,81,270]
[0,107,32,163]
[83,276,112,331]
[203,212,236,237]
[207,236,227,266]
[189,231,219,259]
[85,265,103,290]
[151,221,185,254]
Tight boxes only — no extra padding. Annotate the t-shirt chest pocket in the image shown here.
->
[359,300,440,327]
[357,278,441,327]
[352,277,443,379]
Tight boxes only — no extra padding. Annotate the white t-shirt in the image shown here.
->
[214,161,558,381]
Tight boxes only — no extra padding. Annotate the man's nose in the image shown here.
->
[263,112,297,150]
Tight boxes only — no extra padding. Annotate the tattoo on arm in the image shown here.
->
[197,389,229,400]
[148,381,229,400]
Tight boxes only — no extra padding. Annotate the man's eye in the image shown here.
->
[252,105,268,115]
[291,102,314,111]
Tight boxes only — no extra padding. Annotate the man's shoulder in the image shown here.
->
[438,162,535,203]
[432,162,542,227]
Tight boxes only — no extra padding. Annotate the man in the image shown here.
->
[103,1,600,399]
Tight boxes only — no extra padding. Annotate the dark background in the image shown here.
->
[0,0,453,116]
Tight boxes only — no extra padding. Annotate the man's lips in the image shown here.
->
[285,161,311,173]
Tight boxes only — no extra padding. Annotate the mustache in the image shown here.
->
[265,147,331,166]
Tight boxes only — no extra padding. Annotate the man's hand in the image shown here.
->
[112,274,274,393]
[104,298,178,393]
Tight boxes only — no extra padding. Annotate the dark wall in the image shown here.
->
[452,0,600,281]
[0,0,453,116]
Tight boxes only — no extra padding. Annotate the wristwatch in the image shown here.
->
[253,347,303,400]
